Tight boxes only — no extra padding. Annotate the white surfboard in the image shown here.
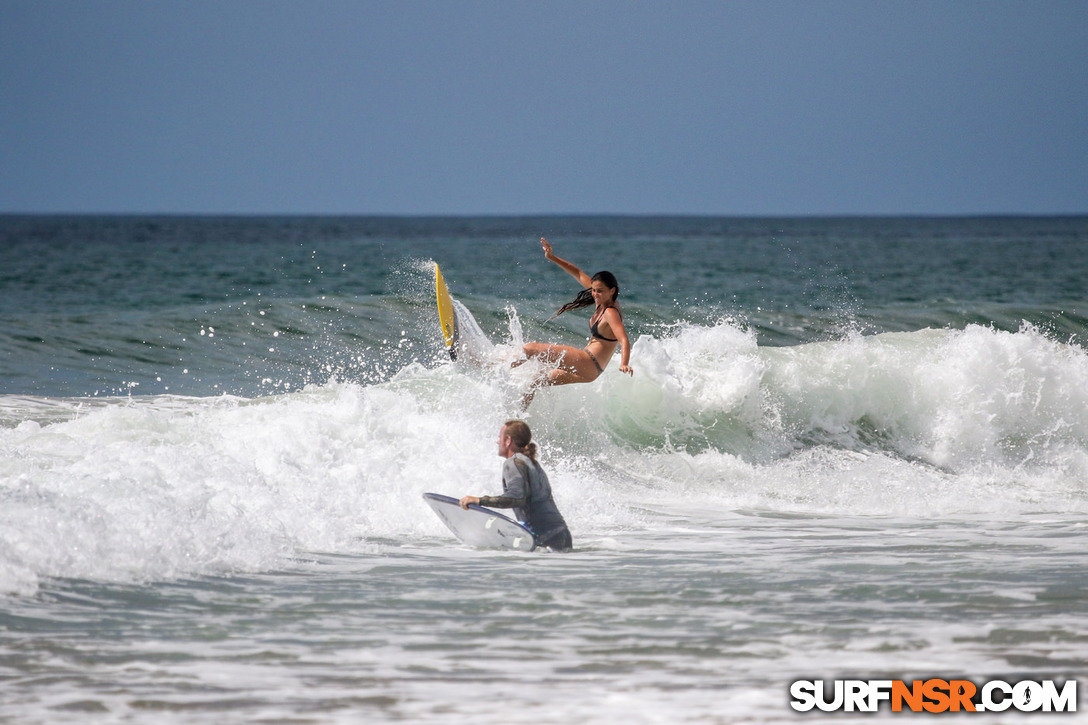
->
[422,493,536,551]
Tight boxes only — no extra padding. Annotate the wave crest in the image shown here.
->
[536,320,1088,475]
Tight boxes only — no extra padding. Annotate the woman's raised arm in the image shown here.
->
[540,238,592,288]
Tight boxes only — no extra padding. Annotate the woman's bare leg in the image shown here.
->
[519,343,600,382]
[517,342,601,408]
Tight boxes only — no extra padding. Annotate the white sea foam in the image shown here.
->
[1,320,1086,595]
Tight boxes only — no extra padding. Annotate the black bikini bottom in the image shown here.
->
[587,350,604,375]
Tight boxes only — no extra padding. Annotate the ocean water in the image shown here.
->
[1,215,1087,723]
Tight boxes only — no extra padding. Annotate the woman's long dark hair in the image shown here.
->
[552,271,619,319]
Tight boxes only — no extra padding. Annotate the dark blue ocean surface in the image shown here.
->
[2,215,1085,397]
[2,216,1088,724]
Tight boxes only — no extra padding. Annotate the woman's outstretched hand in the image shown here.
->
[540,237,555,259]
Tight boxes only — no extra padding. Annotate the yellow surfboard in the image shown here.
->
[435,263,458,360]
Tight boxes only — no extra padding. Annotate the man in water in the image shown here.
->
[459,420,572,552]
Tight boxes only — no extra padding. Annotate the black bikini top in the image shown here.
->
[590,308,619,342]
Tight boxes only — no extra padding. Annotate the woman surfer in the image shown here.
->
[515,238,633,404]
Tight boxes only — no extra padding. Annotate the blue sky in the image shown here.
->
[2,0,1085,215]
